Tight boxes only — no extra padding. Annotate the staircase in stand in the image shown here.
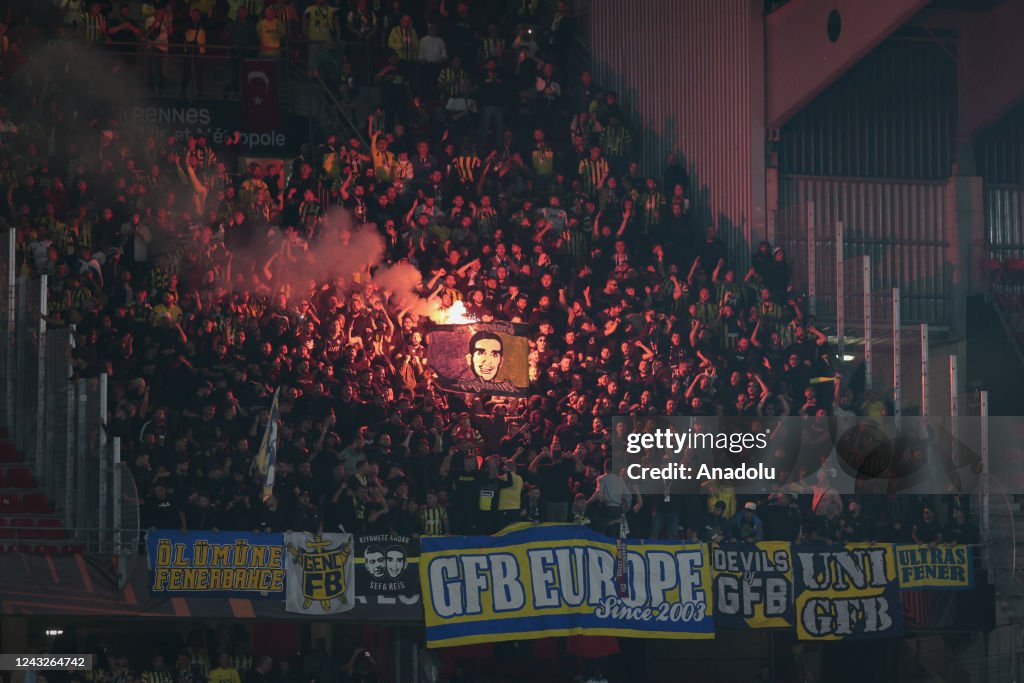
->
[0,438,81,554]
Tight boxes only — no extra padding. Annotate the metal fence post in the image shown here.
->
[13,276,25,454]
[806,202,816,317]
[892,288,901,421]
[98,372,109,541]
[949,355,958,468]
[919,324,928,417]
[34,275,47,476]
[836,221,845,356]
[65,359,76,527]
[4,229,14,431]
[113,437,122,561]
[980,390,989,541]
[76,378,88,544]
[863,256,872,391]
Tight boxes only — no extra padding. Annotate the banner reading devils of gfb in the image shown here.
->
[794,543,902,641]
[711,542,794,629]
[420,524,714,648]
[427,322,530,396]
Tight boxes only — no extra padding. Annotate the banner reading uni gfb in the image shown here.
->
[794,543,902,641]
[420,524,714,648]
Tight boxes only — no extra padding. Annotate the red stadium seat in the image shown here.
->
[35,518,66,540]
[0,518,10,539]
[11,518,38,539]
[0,442,17,462]
[22,493,51,513]
[10,543,31,553]
[0,492,22,512]
[35,544,60,555]
[0,469,6,488]
[6,468,35,488]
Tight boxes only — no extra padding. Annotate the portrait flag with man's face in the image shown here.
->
[427,322,531,396]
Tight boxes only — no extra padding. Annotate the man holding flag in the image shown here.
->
[254,387,281,503]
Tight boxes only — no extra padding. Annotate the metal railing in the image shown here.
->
[0,228,136,578]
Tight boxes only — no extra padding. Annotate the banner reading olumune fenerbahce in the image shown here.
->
[284,532,355,615]
[427,322,530,396]
[147,531,285,597]
[420,524,713,648]
[896,544,973,590]
[794,543,902,641]
[711,542,794,629]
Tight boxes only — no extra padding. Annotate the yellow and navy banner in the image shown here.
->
[146,531,285,597]
[284,532,355,615]
[419,524,714,648]
[793,543,902,641]
[896,544,973,590]
[711,542,794,629]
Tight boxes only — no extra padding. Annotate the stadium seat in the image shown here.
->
[35,518,66,540]
[35,544,60,555]
[0,518,10,539]
[10,543,31,553]
[22,493,51,513]
[0,442,17,462]
[6,467,35,488]
[0,469,6,488]
[0,492,22,512]
[11,518,38,539]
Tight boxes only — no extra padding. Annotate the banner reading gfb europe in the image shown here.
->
[711,542,794,629]
[794,543,902,641]
[147,531,285,597]
[420,524,714,648]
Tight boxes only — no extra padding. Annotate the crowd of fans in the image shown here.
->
[0,0,979,551]
[49,630,389,683]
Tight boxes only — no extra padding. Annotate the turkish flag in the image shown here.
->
[241,59,281,132]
